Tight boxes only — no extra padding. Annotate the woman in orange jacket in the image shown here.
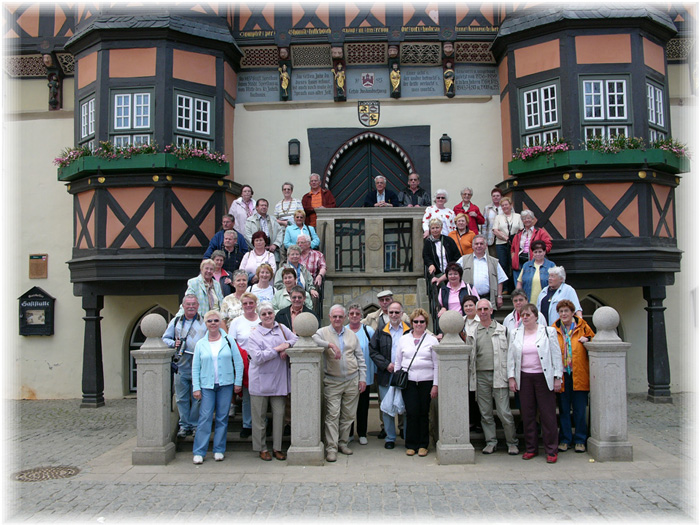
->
[553,299,595,453]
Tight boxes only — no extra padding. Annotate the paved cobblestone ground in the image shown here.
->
[5,394,695,522]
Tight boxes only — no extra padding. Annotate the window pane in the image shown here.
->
[584,127,604,141]
[525,134,540,147]
[134,93,150,128]
[543,129,559,143]
[114,94,131,129]
[81,102,88,138]
[176,135,192,147]
[541,85,557,125]
[608,127,627,138]
[177,95,192,131]
[655,87,664,127]
[133,135,150,146]
[523,89,540,129]
[194,99,210,134]
[113,135,130,147]
[606,80,626,119]
[194,138,210,150]
[647,84,655,123]
[88,99,95,135]
[583,80,603,119]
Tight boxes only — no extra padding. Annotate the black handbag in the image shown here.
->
[390,334,425,389]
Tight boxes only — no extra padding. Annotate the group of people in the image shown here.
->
[161,172,594,465]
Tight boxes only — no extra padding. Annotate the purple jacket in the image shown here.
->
[246,321,298,396]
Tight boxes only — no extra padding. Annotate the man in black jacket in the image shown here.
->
[363,175,401,207]
[369,301,411,449]
[275,286,317,332]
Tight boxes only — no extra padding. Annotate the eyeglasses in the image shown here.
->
[436,196,446,200]
[412,319,426,324]
[331,315,344,319]
[477,307,490,311]
[260,312,275,317]
[206,319,220,323]
[388,310,401,314]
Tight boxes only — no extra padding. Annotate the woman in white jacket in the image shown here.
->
[507,303,563,463]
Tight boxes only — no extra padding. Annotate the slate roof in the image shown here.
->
[498,5,677,37]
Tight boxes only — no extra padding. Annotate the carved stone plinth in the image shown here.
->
[286,313,325,466]
[433,311,475,464]
[131,314,176,465]
[586,307,633,462]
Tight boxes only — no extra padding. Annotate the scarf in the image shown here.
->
[562,320,576,373]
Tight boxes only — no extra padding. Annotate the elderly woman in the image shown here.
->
[249,263,275,304]
[422,189,456,239]
[191,310,244,464]
[274,181,304,230]
[284,209,320,249]
[346,303,376,445]
[492,197,523,294]
[507,304,563,463]
[516,240,555,304]
[221,270,250,325]
[211,250,232,297]
[453,187,484,234]
[482,188,503,258]
[423,218,461,285]
[437,262,472,318]
[553,299,595,453]
[229,184,256,235]
[510,209,552,286]
[273,267,313,310]
[449,213,476,256]
[183,259,224,319]
[246,302,298,461]
[240,231,276,281]
[297,234,326,289]
[395,308,439,457]
[536,266,582,325]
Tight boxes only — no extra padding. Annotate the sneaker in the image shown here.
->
[508,444,519,455]
[214,453,224,461]
[482,443,496,454]
[547,454,558,464]
[193,455,204,465]
[177,427,187,438]
[575,443,586,453]
[348,435,355,443]
[186,428,195,436]
[358,436,368,445]
[522,452,538,460]
[228,404,236,417]
[558,443,569,452]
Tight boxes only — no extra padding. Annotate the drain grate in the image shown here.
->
[12,466,80,482]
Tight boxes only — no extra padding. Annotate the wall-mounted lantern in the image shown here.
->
[440,134,452,162]
[288,139,300,165]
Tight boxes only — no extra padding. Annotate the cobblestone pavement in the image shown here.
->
[5,394,695,522]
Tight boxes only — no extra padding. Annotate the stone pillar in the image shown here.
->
[131,313,176,465]
[433,311,475,464]
[80,289,105,408]
[586,307,633,462]
[643,285,673,403]
[286,312,325,466]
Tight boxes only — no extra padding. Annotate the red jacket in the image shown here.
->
[302,188,336,226]
[510,227,552,270]
[452,202,484,234]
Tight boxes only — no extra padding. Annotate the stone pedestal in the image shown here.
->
[131,313,176,465]
[433,310,475,464]
[586,307,633,462]
[286,313,325,466]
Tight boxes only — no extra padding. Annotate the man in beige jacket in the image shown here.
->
[313,304,367,462]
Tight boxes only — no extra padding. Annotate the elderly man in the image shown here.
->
[203,214,248,259]
[245,199,283,257]
[502,289,547,342]
[510,209,552,285]
[313,305,367,462]
[220,229,245,274]
[362,290,410,331]
[363,175,401,207]
[275,285,317,332]
[163,294,206,438]
[470,298,518,456]
[297,234,326,289]
[398,172,431,207]
[302,173,336,228]
[369,300,411,449]
[273,244,319,300]
[457,234,508,309]
[453,186,484,234]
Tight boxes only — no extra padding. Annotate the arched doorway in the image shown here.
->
[327,133,414,208]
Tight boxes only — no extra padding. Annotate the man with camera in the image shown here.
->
[162,294,207,438]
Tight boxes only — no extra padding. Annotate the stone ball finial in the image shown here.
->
[141,313,167,338]
[592,306,621,342]
[439,310,463,334]
[293,312,319,337]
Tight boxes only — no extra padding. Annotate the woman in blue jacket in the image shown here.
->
[192,310,244,464]
[516,240,555,304]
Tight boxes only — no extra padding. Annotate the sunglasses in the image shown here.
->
[436,196,446,200]
[477,307,490,311]
[412,319,426,324]
[388,310,402,314]
[206,319,220,323]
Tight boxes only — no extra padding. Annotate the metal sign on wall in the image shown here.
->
[19,286,55,336]
[358,101,380,127]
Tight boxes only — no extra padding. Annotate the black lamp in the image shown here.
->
[288,139,300,165]
[440,134,452,162]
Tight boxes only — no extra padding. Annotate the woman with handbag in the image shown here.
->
[394,308,439,457]
[191,310,244,464]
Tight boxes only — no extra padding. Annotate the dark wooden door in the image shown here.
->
[329,139,409,207]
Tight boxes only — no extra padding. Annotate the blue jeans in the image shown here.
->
[557,372,589,445]
[378,385,397,443]
[193,384,234,457]
[242,387,252,429]
[174,373,200,431]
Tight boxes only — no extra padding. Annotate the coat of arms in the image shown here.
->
[358,100,380,127]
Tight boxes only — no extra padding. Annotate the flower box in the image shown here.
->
[57,153,229,181]
[508,149,690,176]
